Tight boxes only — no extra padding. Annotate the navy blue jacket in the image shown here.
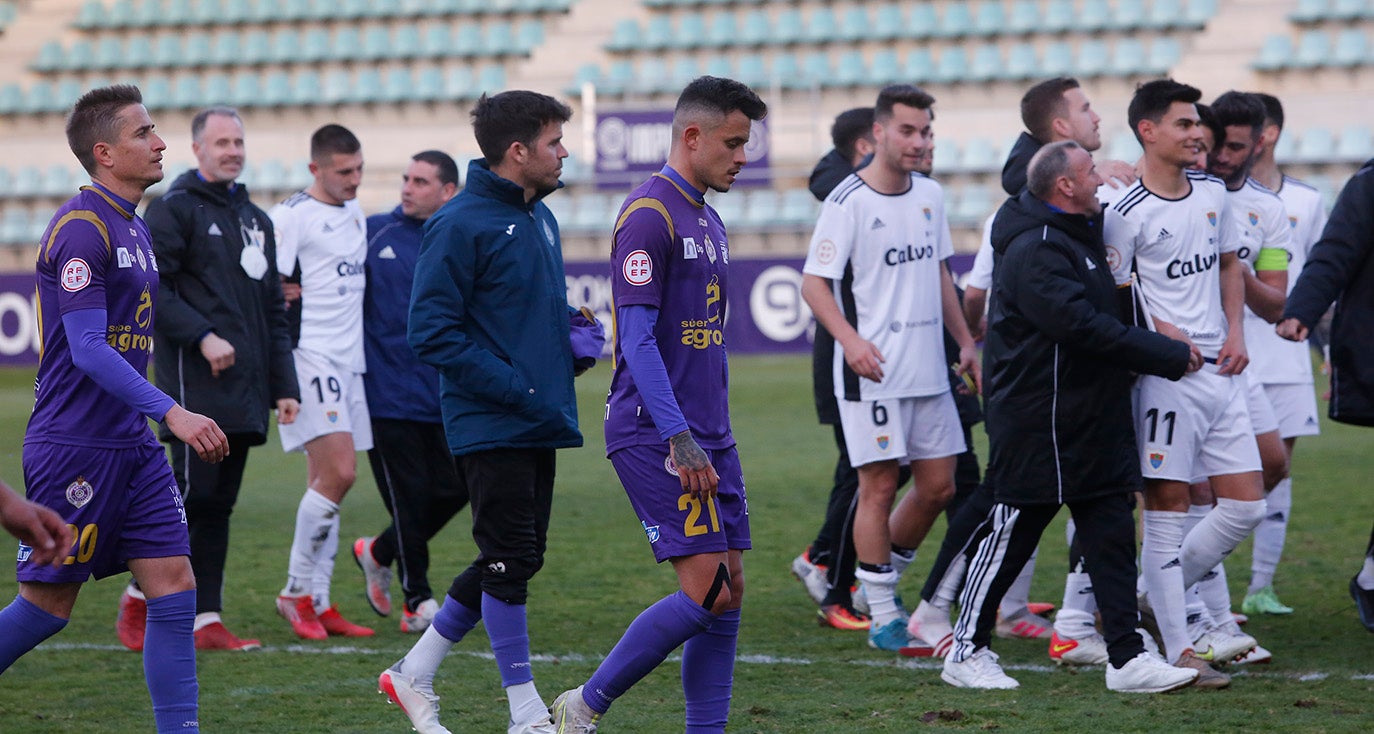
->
[408,160,582,455]
[364,206,441,424]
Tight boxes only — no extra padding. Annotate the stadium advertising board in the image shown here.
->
[594,110,771,190]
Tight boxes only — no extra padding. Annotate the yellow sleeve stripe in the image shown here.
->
[612,198,675,252]
[1254,247,1288,272]
[43,210,111,263]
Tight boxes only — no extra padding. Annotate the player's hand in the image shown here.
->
[280,280,301,304]
[1275,318,1309,342]
[165,404,230,463]
[955,345,981,395]
[276,398,300,425]
[1217,331,1249,375]
[840,336,885,383]
[199,332,236,377]
[670,430,719,500]
[1099,158,1139,189]
[0,490,74,567]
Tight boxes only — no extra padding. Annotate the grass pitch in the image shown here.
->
[0,356,1371,732]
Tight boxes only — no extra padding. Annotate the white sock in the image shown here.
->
[283,488,338,597]
[313,509,341,614]
[1184,585,1209,642]
[1055,570,1097,638]
[125,583,146,601]
[1065,516,1076,548]
[1183,503,1210,537]
[1141,510,1190,663]
[506,680,547,726]
[890,547,916,578]
[193,612,222,632]
[1250,477,1291,593]
[1358,556,1374,590]
[394,625,455,688]
[1181,498,1266,589]
[932,553,966,610]
[1198,562,1234,630]
[855,568,903,627]
[999,548,1037,616]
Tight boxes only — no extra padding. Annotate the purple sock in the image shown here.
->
[682,607,739,734]
[481,592,534,687]
[583,591,715,714]
[144,590,199,734]
[432,595,482,642]
[0,595,67,672]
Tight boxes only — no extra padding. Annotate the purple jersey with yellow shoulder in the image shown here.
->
[606,170,733,454]
[27,185,159,448]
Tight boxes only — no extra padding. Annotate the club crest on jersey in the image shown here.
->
[922,207,932,221]
[815,239,836,265]
[698,218,708,228]
[1247,212,1259,226]
[1104,246,1121,272]
[1206,211,1217,227]
[1148,451,1166,470]
[116,247,132,268]
[642,521,661,544]
[876,434,891,451]
[134,245,148,271]
[542,219,556,247]
[663,455,679,477]
[704,235,717,263]
[1288,216,1298,229]
[60,258,91,292]
[682,237,698,259]
[326,410,339,423]
[624,250,653,285]
[66,476,94,508]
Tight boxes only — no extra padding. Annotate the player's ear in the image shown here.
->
[91,141,115,171]
[1136,118,1155,145]
[682,123,702,150]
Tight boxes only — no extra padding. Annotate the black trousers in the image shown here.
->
[951,493,1145,668]
[171,433,255,615]
[366,418,469,612]
[446,447,555,609]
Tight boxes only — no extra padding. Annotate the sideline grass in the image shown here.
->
[0,357,1371,732]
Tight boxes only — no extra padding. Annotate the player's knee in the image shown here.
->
[700,562,734,614]
[478,554,542,605]
[1222,497,1268,531]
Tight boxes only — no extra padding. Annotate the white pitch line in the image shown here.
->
[34,642,1373,681]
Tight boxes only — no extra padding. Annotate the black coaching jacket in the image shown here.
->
[1282,158,1374,426]
[146,170,299,444]
[983,191,1190,504]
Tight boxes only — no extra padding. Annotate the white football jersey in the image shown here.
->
[1229,177,1292,271]
[966,214,995,291]
[272,192,368,372]
[1105,171,1239,359]
[1249,175,1327,384]
[804,172,954,401]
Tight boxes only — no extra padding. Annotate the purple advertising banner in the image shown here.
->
[0,273,38,367]
[564,254,974,355]
[594,109,770,190]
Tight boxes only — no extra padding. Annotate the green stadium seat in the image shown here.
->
[361,26,393,61]
[903,48,935,84]
[1147,0,1185,29]
[322,69,353,105]
[872,4,905,42]
[703,13,737,49]
[1290,0,1329,23]
[669,57,700,88]
[803,8,837,45]
[392,24,422,60]
[703,56,732,79]
[836,7,869,43]
[1110,38,1148,76]
[1294,127,1335,163]
[278,0,312,22]
[1107,129,1142,162]
[643,16,674,52]
[419,25,450,59]
[291,70,322,106]
[331,27,362,62]
[131,0,163,29]
[906,4,938,40]
[933,47,968,84]
[180,31,211,66]
[412,66,445,102]
[1336,125,1372,162]
[768,53,802,89]
[93,37,125,71]
[190,0,220,25]
[599,60,634,96]
[210,31,243,67]
[222,0,255,23]
[516,20,544,53]
[63,41,97,72]
[961,138,1000,172]
[869,49,900,85]
[453,25,484,57]
[779,189,818,227]
[1004,43,1038,80]
[476,65,506,97]
[0,84,23,116]
[484,22,519,57]
[1043,0,1075,33]
[75,1,106,30]
[300,28,331,63]
[261,70,292,106]
[11,166,42,196]
[337,0,369,20]
[229,71,262,108]
[352,69,386,104]
[771,9,804,46]
[0,208,31,244]
[971,0,1005,38]
[1078,0,1112,33]
[1184,0,1218,25]
[1294,29,1331,68]
[734,54,767,87]
[268,29,301,65]
[1331,0,1364,21]
[565,63,599,96]
[243,0,277,23]
[1271,128,1297,161]
[1075,39,1111,77]
[801,52,833,87]
[240,30,271,65]
[380,68,412,104]
[739,11,770,46]
[1040,41,1074,76]
[51,78,82,114]
[1112,0,1147,30]
[1253,35,1293,71]
[1331,29,1367,67]
[141,75,172,110]
[1006,0,1038,35]
[1146,37,1182,74]
[674,13,706,50]
[202,73,232,105]
[968,44,1001,83]
[106,0,136,29]
[170,75,202,109]
[631,57,669,95]
[606,19,639,52]
[31,41,63,73]
[936,1,973,39]
[952,185,996,226]
[833,50,867,87]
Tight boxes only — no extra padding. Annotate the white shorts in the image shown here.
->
[1242,373,1279,436]
[1263,382,1321,439]
[278,348,373,453]
[838,392,966,467]
[1135,366,1260,482]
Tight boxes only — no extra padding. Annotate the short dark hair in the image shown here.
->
[1210,91,1266,141]
[672,76,768,135]
[1127,78,1201,144]
[875,84,935,123]
[1020,77,1081,143]
[1027,140,1084,201]
[1195,103,1221,143]
[471,90,572,165]
[309,123,361,163]
[1253,92,1284,129]
[191,106,243,143]
[831,107,875,163]
[412,149,459,187]
[66,84,144,174]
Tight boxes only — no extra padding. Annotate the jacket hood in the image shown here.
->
[167,168,249,207]
[991,190,1101,255]
[808,149,855,201]
[464,159,562,210]
[1000,132,1043,196]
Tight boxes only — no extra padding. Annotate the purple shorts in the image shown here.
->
[17,438,189,583]
[609,444,750,563]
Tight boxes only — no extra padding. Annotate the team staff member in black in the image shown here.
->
[352,150,470,633]
[942,141,1198,692]
[126,105,299,652]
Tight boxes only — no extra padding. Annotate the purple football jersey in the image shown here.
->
[27,185,161,448]
[605,171,733,454]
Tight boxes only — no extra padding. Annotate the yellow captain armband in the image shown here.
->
[1255,247,1289,272]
